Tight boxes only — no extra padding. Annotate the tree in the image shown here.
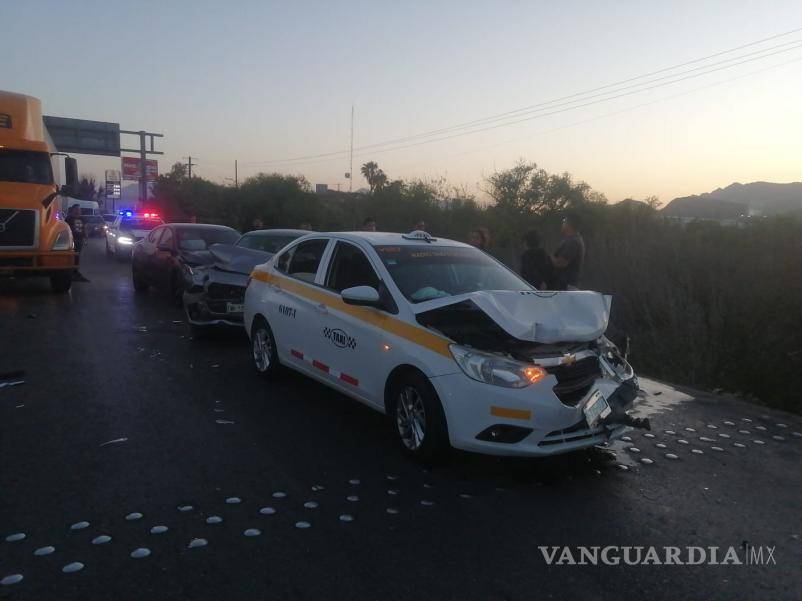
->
[484,159,605,215]
[74,174,99,201]
[360,161,388,194]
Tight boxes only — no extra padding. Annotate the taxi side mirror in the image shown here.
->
[341,285,380,307]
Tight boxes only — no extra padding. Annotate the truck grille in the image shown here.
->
[0,209,37,248]
[546,356,601,407]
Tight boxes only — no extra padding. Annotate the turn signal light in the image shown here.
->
[523,366,548,384]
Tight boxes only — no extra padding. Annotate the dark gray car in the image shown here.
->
[183,229,308,328]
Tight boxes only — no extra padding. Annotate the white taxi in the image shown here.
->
[244,231,645,461]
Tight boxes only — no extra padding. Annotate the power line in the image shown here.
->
[397,54,802,169]
[239,27,802,166]
[241,40,802,167]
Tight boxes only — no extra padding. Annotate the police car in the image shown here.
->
[106,211,164,260]
[244,231,645,460]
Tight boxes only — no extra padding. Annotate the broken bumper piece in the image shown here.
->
[430,371,639,457]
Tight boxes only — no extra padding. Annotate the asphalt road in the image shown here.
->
[1,239,800,601]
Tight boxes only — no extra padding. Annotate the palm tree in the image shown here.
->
[360,161,388,194]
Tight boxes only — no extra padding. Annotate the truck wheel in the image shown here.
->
[50,271,73,293]
[251,317,281,380]
[387,370,449,463]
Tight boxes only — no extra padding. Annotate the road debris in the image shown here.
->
[100,437,128,447]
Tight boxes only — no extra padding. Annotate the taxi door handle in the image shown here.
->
[315,303,328,314]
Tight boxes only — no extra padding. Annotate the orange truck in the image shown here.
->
[0,91,78,292]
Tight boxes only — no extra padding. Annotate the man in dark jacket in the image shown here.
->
[551,213,585,290]
[65,205,89,282]
[520,230,553,289]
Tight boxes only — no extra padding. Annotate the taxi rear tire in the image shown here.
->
[388,370,449,462]
[251,316,281,380]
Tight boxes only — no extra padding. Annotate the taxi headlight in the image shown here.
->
[51,228,74,251]
[117,236,134,245]
[449,344,548,388]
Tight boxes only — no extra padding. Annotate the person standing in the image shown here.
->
[468,227,490,252]
[551,213,585,290]
[520,230,553,289]
[362,217,377,232]
[65,204,90,282]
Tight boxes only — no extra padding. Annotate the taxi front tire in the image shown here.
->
[387,370,449,462]
[251,317,281,380]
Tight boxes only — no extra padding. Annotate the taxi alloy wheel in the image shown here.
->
[397,386,426,451]
[389,372,448,461]
[252,318,280,380]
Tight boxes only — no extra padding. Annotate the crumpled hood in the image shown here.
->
[412,290,612,344]
[207,243,271,275]
[180,249,215,266]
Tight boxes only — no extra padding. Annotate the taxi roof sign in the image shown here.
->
[402,230,437,242]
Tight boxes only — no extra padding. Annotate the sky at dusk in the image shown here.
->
[3,0,802,204]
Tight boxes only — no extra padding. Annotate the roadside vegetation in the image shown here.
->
[151,161,802,414]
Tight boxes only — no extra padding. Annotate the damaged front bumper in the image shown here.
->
[183,268,247,328]
[430,367,642,458]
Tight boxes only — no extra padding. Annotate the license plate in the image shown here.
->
[583,389,611,428]
[226,303,244,313]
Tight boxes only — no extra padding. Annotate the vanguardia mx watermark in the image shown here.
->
[538,545,777,566]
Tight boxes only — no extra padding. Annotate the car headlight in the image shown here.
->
[117,236,134,245]
[51,228,74,251]
[449,344,548,388]
[597,336,634,381]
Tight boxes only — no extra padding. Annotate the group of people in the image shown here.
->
[519,214,585,291]
[361,214,585,291]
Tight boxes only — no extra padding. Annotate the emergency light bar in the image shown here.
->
[117,211,160,219]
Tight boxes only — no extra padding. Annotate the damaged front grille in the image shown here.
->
[207,283,245,301]
[539,419,605,447]
[546,356,601,407]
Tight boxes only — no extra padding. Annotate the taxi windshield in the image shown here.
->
[374,244,531,303]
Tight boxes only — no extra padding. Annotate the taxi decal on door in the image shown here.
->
[291,349,360,387]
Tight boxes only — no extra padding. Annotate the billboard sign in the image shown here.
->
[43,116,121,156]
[122,157,158,181]
[105,169,121,199]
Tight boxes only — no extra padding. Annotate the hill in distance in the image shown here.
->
[662,182,802,219]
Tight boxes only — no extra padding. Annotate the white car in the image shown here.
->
[244,230,646,461]
[106,211,164,260]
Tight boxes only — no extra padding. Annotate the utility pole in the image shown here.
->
[349,105,354,193]
[121,129,164,207]
[184,156,195,179]
[234,160,238,188]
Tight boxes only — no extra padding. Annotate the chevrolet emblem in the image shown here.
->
[561,354,577,366]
